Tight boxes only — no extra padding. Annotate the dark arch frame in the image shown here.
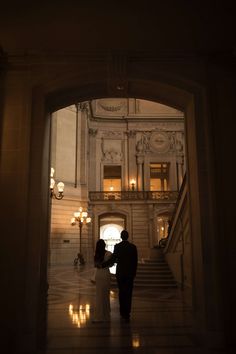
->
[27,69,217,349]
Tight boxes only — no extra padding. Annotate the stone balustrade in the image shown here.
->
[89,190,179,202]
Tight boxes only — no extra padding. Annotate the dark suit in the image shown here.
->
[103,240,138,319]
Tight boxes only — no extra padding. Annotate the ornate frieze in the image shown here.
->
[135,130,184,155]
[102,150,123,162]
[102,130,123,138]
[98,99,126,113]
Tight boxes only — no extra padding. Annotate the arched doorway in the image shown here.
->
[27,62,216,351]
[99,213,125,274]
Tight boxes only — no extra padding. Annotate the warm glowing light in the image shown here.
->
[50,167,65,199]
[72,313,78,324]
[57,181,64,192]
[130,179,136,191]
[71,217,76,225]
[132,334,140,348]
[50,178,55,189]
[69,303,91,328]
[110,290,116,298]
[50,167,55,177]
[82,211,88,218]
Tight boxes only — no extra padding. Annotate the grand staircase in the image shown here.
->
[111,249,178,289]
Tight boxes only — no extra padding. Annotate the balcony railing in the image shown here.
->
[89,191,179,201]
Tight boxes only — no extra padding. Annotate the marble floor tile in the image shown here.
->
[46,264,200,354]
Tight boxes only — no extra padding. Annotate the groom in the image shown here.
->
[102,229,138,321]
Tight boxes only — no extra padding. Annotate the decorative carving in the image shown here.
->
[149,131,170,153]
[98,101,124,112]
[136,132,151,153]
[102,131,123,138]
[77,102,89,113]
[176,139,183,152]
[88,128,98,137]
[95,98,127,116]
[89,191,178,202]
[102,149,123,162]
[136,155,144,164]
[126,130,136,138]
[101,137,123,162]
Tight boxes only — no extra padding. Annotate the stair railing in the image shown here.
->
[162,174,192,292]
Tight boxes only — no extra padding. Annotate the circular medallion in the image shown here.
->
[150,132,169,152]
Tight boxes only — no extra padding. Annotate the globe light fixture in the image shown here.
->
[50,167,65,200]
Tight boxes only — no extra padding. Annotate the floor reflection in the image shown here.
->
[47,263,194,354]
[68,303,91,328]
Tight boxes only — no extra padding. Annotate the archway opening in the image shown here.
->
[49,98,186,267]
[30,75,210,351]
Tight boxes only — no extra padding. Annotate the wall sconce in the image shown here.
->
[50,167,65,200]
[130,179,136,191]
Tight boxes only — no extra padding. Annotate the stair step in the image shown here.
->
[110,256,177,289]
[111,282,178,288]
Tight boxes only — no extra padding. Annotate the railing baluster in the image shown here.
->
[89,190,178,202]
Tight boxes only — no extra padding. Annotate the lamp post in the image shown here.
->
[50,167,65,200]
[71,207,91,265]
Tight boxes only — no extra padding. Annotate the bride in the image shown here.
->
[93,239,112,322]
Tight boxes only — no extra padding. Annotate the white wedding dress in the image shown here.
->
[94,250,112,321]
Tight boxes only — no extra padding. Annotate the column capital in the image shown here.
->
[76,102,89,113]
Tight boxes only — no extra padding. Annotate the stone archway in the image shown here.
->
[12,56,217,351]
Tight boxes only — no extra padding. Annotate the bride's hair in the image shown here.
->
[94,239,106,263]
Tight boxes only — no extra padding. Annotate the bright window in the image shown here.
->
[103,165,121,191]
[150,163,169,191]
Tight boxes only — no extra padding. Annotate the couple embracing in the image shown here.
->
[93,230,138,323]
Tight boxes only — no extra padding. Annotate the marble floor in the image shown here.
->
[46,263,200,354]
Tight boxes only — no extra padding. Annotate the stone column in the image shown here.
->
[126,130,137,190]
[88,128,98,191]
[169,156,178,190]
[176,132,185,189]
[136,154,144,191]
[78,103,88,199]
[0,69,50,352]
[176,155,184,189]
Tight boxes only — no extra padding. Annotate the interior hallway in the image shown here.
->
[46,263,198,354]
